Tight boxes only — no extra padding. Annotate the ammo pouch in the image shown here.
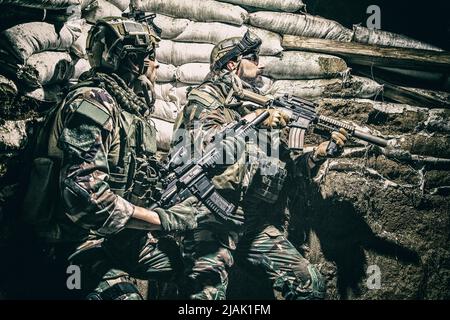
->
[127,155,163,208]
[21,157,60,226]
[247,157,287,204]
[21,105,61,226]
[110,111,161,208]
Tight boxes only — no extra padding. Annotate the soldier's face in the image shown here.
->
[145,58,159,85]
[239,58,264,81]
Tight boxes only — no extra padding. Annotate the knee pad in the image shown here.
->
[307,264,326,299]
[87,280,143,300]
[87,270,144,300]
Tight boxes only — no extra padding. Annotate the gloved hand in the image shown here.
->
[254,108,290,129]
[195,207,245,231]
[153,196,202,232]
[312,128,348,161]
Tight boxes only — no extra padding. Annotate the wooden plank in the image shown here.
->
[282,35,450,72]
[356,69,450,108]
[353,65,450,92]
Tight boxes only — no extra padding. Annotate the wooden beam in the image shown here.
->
[353,65,450,92]
[356,69,450,108]
[282,35,450,72]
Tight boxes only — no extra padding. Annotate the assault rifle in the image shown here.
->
[239,89,388,151]
[150,110,270,227]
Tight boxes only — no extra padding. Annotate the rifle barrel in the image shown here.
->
[353,130,388,147]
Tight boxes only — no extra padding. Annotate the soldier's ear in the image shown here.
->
[226,61,237,71]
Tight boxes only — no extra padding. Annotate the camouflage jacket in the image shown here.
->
[41,79,159,242]
[171,70,317,230]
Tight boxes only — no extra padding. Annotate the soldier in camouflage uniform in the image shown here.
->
[171,31,348,300]
[21,16,202,299]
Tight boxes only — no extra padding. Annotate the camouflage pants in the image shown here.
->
[70,230,184,300]
[182,225,325,300]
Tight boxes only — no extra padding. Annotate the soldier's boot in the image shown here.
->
[273,264,326,300]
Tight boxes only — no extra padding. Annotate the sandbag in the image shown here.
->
[0,75,18,111]
[0,4,78,30]
[107,0,129,11]
[156,40,214,66]
[83,0,123,24]
[154,82,190,106]
[151,99,180,122]
[131,0,248,26]
[248,26,283,55]
[260,51,348,80]
[71,21,93,58]
[352,25,442,52]
[151,117,174,151]
[153,14,190,39]
[155,17,282,55]
[176,63,210,84]
[248,11,353,41]
[254,76,273,94]
[72,58,90,80]
[156,63,177,83]
[268,76,384,99]
[17,52,74,88]
[217,0,304,12]
[24,84,63,102]
[0,0,80,8]
[0,120,28,151]
[0,20,82,63]
[172,22,247,44]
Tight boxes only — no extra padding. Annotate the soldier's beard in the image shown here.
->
[116,59,156,114]
[245,75,265,90]
[240,67,264,83]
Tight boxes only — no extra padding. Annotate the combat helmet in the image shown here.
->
[86,14,160,75]
[210,30,262,71]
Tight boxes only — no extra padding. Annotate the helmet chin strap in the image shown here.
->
[134,75,156,115]
[116,58,155,115]
[231,57,243,77]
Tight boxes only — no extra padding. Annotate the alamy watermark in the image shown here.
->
[66,265,81,290]
[366,5,381,30]
[366,265,382,290]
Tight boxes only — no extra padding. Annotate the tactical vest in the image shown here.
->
[21,85,161,242]
[109,109,162,208]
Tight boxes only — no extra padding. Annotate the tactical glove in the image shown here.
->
[153,196,201,232]
[254,108,289,129]
[312,128,348,161]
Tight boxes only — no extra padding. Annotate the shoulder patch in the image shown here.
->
[188,87,223,109]
[75,99,111,128]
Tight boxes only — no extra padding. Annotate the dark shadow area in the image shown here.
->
[227,265,275,300]
[303,0,450,51]
[288,185,421,299]
[0,220,83,299]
